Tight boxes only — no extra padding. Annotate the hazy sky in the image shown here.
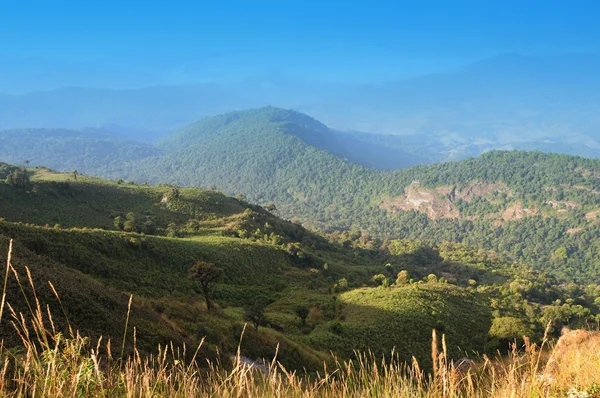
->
[1,0,599,87]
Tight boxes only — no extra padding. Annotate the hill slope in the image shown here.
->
[5,108,600,283]
[101,109,600,283]
[0,166,483,369]
[2,165,596,370]
[126,107,380,221]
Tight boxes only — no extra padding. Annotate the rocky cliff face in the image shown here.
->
[380,180,512,220]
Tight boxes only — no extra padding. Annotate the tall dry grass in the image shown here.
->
[1,239,599,397]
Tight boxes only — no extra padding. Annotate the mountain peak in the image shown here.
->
[159,106,337,152]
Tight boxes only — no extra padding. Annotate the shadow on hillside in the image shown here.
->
[386,248,511,286]
[0,236,194,355]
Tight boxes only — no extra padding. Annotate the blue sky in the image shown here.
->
[1,0,599,86]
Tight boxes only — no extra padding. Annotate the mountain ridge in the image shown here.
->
[4,108,600,283]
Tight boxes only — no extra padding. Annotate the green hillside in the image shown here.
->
[5,109,600,284]
[5,108,600,284]
[120,108,600,284]
[1,165,599,372]
[134,107,376,216]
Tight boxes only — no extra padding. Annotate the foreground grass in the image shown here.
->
[1,240,599,397]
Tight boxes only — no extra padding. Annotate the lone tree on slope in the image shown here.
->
[188,261,224,311]
[243,298,271,331]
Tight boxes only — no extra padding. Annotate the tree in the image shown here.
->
[396,270,410,285]
[188,261,224,311]
[141,220,156,235]
[244,298,270,331]
[167,186,180,200]
[71,169,78,181]
[295,305,310,325]
[489,316,533,345]
[123,212,137,232]
[113,216,125,231]
[372,273,389,287]
[338,278,349,289]
[7,169,30,189]
[552,247,568,261]
[166,222,179,237]
[23,160,30,166]
[384,263,394,275]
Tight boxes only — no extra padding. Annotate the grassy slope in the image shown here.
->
[313,284,490,366]
[0,236,185,350]
[0,166,498,370]
[0,166,244,229]
[0,222,335,369]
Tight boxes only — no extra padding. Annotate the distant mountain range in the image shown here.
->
[0,127,161,175]
[1,53,600,160]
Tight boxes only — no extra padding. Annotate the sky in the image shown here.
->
[1,0,599,90]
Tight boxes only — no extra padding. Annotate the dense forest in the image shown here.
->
[3,107,600,285]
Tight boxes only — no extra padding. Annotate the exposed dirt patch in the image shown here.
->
[434,186,454,196]
[380,181,512,220]
[380,181,460,219]
[546,200,579,209]
[456,181,511,202]
[502,202,537,221]
[566,227,582,234]
[575,167,600,179]
[585,209,600,220]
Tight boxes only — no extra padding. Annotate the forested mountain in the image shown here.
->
[4,107,600,284]
[1,165,598,372]
[130,109,600,283]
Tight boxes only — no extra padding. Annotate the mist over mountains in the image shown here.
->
[1,53,600,162]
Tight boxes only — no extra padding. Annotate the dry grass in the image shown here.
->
[1,239,599,397]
